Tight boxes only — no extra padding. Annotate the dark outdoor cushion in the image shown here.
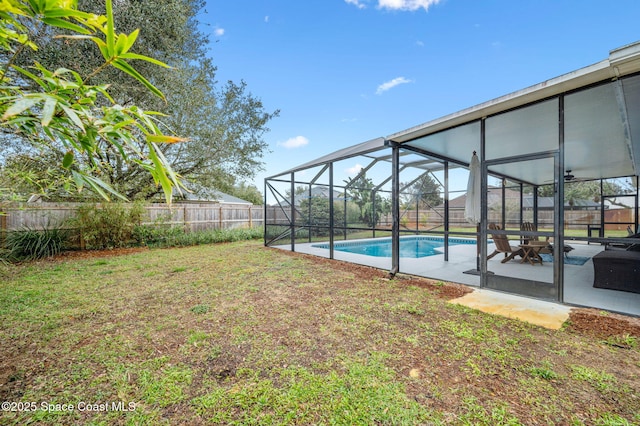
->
[592,250,640,294]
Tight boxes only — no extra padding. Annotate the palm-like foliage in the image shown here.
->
[0,0,185,202]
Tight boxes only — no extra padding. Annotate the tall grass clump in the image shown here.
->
[4,225,69,260]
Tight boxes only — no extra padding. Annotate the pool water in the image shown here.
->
[312,236,476,258]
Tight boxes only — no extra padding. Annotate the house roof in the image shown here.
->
[390,42,640,186]
[269,42,640,187]
[448,187,521,209]
[174,184,253,205]
[523,196,600,209]
[388,42,640,145]
[448,188,600,209]
[292,186,344,206]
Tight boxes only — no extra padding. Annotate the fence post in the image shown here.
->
[0,213,6,246]
[219,205,223,229]
[248,206,252,228]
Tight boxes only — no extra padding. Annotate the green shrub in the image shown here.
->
[146,227,262,248]
[74,202,145,249]
[5,225,69,261]
[132,224,185,246]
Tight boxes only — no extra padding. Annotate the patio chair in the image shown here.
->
[521,222,574,257]
[520,221,537,244]
[521,222,551,254]
[487,223,525,263]
[604,231,640,251]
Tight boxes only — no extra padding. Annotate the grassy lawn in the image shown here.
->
[1,241,639,425]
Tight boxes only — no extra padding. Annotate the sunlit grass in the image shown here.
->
[0,240,638,425]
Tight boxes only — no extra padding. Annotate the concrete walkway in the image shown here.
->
[448,288,572,330]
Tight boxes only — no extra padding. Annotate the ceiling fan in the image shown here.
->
[562,169,600,183]
[544,169,595,184]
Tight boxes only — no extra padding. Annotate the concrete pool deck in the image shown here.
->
[273,237,640,319]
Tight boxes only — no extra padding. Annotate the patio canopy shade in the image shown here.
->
[388,42,640,186]
[268,42,640,186]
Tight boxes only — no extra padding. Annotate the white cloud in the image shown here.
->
[214,27,225,37]
[346,164,364,175]
[345,0,367,9]
[375,76,413,95]
[416,40,425,47]
[377,0,441,12]
[264,15,269,23]
[278,136,309,149]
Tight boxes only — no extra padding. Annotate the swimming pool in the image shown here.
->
[312,236,476,258]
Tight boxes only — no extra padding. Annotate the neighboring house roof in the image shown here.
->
[207,191,253,205]
[293,186,344,205]
[448,187,521,209]
[448,187,600,210]
[173,184,253,205]
[308,186,343,199]
[525,196,600,209]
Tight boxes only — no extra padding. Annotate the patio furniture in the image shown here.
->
[520,221,538,245]
[604,232,640,251]
[521,222,574,257]
[587,224,602,244]
[487,223,525,263]
[519,242,547,265]
[592,249,640,294]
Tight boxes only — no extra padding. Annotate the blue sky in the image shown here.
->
[202,0,640,191]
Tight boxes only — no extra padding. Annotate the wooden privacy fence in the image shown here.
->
[144,203,263,231]
[399,209,632,231]
[0,202,264,233]
[266,203,631,232]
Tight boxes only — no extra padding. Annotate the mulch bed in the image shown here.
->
[566,308,640,338]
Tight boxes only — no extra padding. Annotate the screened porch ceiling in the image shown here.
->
[270,42,640,188]
[390,42,640,187]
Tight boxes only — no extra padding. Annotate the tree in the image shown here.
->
[230,182,263,206]
[4,0,278,201]
[1,0,183,202]
[298,196,345,237]
[344,173,389,227]
[401,173,442,208]
[345,175,372,222]
[536,180,632,208]
[0,153,68,201]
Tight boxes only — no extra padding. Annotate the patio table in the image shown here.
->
[519,242,547,266]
